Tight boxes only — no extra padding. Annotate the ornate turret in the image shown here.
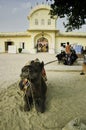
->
[27,4,57,31]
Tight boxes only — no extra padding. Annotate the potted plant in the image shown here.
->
[18,48,22,53]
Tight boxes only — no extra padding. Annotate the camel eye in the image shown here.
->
[29,67,33,73]
[25,69,29,72]
[29,69,32,72]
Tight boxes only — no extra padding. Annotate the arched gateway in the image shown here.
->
[27,4,57,54]
[36,37,48,52]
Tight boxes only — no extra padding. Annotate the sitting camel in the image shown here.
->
[19,60,47,113]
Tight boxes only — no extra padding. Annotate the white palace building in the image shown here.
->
[0,4,86,54]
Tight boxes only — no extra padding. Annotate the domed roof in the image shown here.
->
[28,4,51,19]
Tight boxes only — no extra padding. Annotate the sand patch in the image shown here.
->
[0,72,86,130]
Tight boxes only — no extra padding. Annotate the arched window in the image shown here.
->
[35,19,38,25]
[48,19,51,25]
[41,19,45,25]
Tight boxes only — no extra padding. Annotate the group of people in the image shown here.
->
[59,42,71,54]
[37,43,48,52]
[56,42,78,65]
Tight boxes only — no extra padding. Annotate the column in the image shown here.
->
[49,33,55,54]
[30,35,37,54]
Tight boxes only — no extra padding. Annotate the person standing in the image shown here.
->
[65,42,71,54]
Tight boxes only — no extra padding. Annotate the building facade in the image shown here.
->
[0,4,86,54]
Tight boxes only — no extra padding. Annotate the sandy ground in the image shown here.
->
[0,53,86,130]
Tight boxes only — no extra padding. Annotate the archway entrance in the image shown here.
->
[37,37,49,52]
[5,41,14,52]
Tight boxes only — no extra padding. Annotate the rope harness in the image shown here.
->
[44,59,57,65]
[24,79,36,111]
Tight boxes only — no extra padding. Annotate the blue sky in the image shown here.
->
[0,0,86,32]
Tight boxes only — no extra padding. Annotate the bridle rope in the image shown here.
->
[24,79,36,110]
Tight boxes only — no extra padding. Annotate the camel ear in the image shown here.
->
[30,60,34,64]
[21,65,29,72]
[40,61,44,69]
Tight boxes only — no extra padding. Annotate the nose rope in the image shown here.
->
[24,80,36,111]
[44,59,57,66]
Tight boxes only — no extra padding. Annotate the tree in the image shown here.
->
[47,0,86,31]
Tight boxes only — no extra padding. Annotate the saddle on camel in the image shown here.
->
[19,59,47,113]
